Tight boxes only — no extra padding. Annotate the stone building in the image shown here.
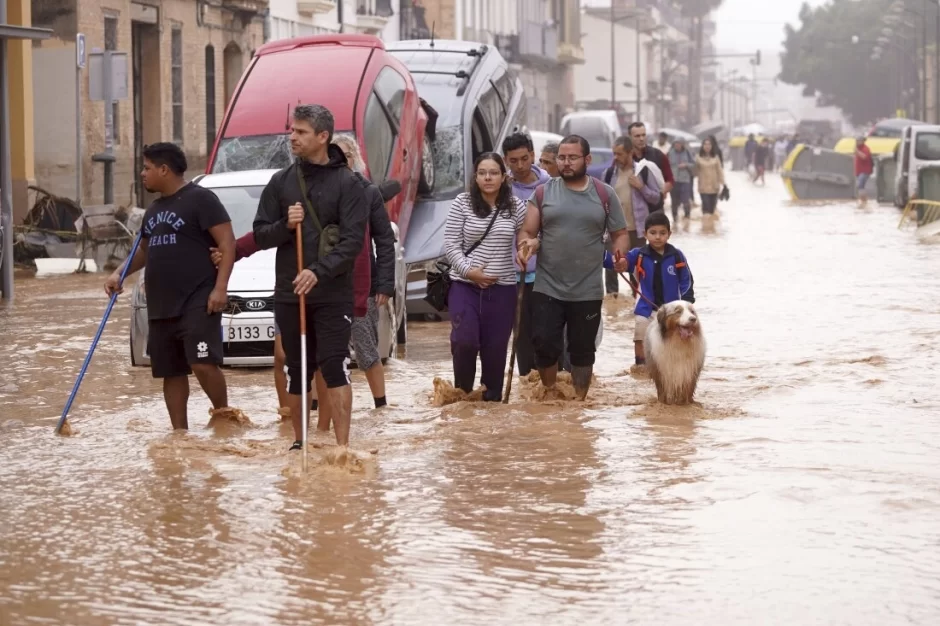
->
[31,0,266,211]
[399,0,584,133]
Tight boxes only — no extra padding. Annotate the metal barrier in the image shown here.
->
[898,199,940,229]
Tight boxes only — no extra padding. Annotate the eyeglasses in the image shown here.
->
[476,169,502,178]
[555,155,584,163]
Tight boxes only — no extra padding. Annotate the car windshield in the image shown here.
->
[211,131,355,174]
[207,185,265,237]
[406,74,468,198]
[914,132,940,160]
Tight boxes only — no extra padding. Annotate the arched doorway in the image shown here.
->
[223,42,242,108]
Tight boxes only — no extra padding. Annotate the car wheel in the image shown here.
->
[418,132,435,195]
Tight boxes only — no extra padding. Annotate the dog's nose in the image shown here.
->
[688,316,697,324]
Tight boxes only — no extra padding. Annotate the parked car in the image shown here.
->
[206,33,434,257]
[893,123,940,209]
[528,130,563,156]
[386,39,527,317]
[129,169,408,368]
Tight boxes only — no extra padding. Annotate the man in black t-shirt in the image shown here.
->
[105,142,236,430]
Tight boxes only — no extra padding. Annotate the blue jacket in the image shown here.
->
[603,243,693,317]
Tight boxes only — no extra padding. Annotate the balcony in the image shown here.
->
[297,0,335,16]
[357,0,392,33]
[518,21,558,68]
[557,41,584,64]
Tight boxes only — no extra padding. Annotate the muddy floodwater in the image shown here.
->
[1,172,939,625]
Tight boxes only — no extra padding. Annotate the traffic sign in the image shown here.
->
[76,33,86,69]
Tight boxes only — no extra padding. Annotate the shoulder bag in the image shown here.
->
[424,205,501,312]
[295,165,341,260]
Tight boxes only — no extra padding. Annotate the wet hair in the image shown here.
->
[469,152,515,219]
[645,210,671,233]
[293,103,334,142]
[502,132,533,155]
[699,137,714,157]
[707,134,724,164]
[541,141,559,155]
[142,142,187,175]
[627,122,646,134]
[658,131,668,139]
[332,134,363,172]
[614,135,634,152]
[560,134,590,155]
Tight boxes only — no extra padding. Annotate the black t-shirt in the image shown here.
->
[142,182,230,319]
[755,145,769,165]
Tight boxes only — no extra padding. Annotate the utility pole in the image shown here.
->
[635,14,641,122]
[610,1,616,111]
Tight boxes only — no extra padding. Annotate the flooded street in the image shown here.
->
[2,171,939,624]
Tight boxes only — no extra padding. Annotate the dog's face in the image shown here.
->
[656,301,700,340]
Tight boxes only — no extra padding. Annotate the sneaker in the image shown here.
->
[289,440,303,451]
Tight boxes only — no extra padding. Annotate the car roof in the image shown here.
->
[223,36,382,137]
[196,169,279,188]
[386,39,484,54]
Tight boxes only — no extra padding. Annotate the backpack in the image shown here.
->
[635,248,695,304]
[533,178,611,242]
[604,164,650,186]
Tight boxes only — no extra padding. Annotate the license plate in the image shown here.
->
[224,324,275,342]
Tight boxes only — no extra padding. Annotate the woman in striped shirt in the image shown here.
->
[444,152,527,401]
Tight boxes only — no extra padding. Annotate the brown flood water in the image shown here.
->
[2,172,940,624]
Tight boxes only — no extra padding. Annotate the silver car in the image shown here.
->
[129,169,408,368]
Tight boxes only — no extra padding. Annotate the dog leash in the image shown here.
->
[614,251,660,312]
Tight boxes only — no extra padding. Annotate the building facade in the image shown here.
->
[398,0,584,133]
[31,0,267,210]
[266,0,399,42]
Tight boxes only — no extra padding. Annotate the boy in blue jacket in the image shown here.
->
[604,210,693,366]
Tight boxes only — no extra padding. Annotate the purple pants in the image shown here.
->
[448,280,518,401]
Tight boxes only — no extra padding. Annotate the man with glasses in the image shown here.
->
[516,135,630,400]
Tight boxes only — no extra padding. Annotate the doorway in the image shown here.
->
[132,20,161,207]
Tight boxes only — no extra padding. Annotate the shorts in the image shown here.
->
[856,173,870,191]
[275,299,353,392]
[530,291,602,368]
[351,297,381,370]
[148,308,223,378]
[634,314,652,342]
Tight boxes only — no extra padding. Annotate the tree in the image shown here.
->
[778,0,917,125]
[673,0,725,125]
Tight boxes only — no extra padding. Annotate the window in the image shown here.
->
[470,108,492,162]
[915,132,940,160]
[373,66,407,125]
[478,83,504,140]
[205,45,216,150]
[104,16,119,144]
[171,27,183,143]
[492,68,514,113]
[363,92,394,182]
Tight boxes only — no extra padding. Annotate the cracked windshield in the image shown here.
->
[2,0,939,624]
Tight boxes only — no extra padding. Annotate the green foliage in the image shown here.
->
[672,0,724,18]
[778,0,908,124]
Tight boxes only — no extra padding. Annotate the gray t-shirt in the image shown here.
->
[529,177,627,301]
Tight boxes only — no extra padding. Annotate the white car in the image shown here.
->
[129,169,408,368]
[528,130,564,156]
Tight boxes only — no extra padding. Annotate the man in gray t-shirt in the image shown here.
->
[517,135,629,399]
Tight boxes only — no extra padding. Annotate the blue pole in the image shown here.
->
[55,231,143,434]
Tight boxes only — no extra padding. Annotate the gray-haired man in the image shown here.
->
[539,141,560,178]
[253,104,368,456]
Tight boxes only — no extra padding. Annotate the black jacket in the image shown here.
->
[253,145,368,303]
[353,172,396,298]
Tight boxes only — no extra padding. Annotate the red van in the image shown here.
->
[206,33,435,241]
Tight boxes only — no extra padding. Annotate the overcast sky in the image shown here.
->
[713,0,829,52]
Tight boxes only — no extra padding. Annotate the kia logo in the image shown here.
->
[245,299,266,311]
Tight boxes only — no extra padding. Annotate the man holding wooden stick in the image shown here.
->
[252,104,368,456]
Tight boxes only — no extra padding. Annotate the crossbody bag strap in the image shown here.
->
[591,178,611,241]
[463,204,501,256]
[295,165,323,234]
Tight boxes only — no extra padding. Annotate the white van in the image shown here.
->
[559,111,621,150]
[893,124,940,208]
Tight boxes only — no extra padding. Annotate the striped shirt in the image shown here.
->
[444,192,526,286]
